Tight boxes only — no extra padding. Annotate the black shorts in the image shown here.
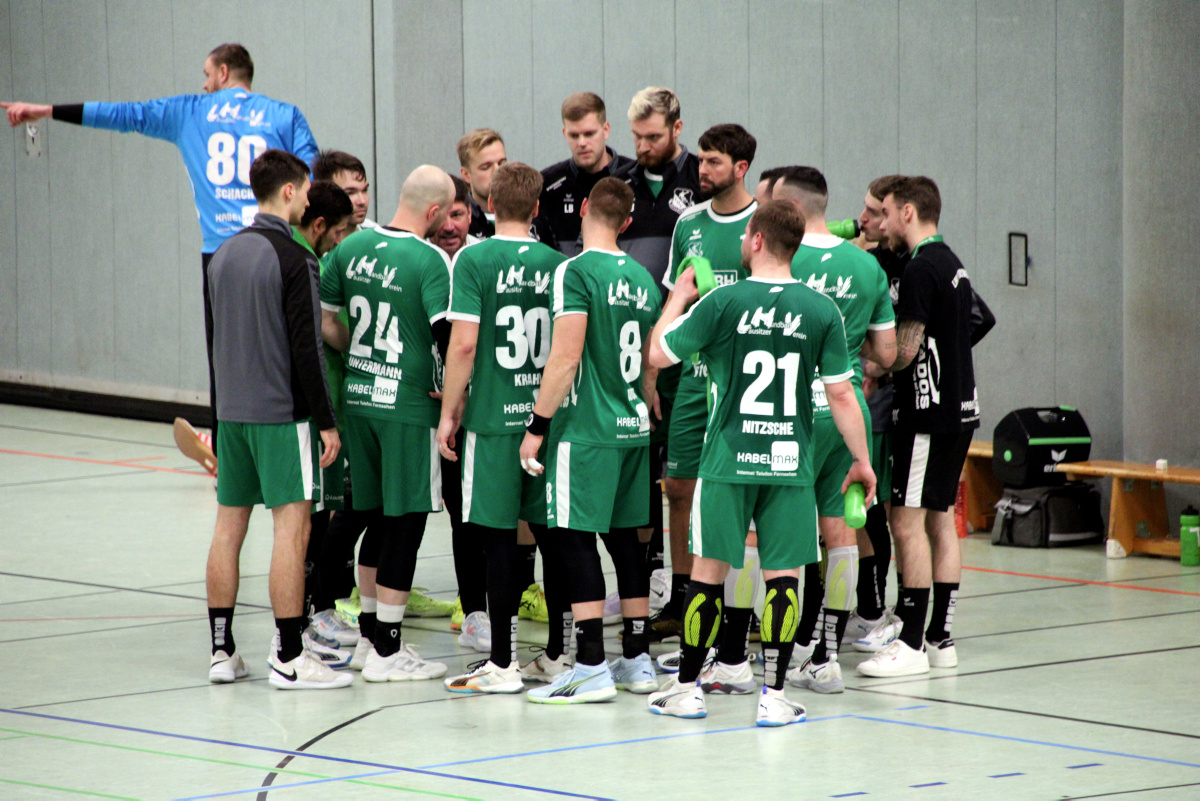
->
[891,429,973,511]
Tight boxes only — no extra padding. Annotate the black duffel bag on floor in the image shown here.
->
[991,482,1105,547]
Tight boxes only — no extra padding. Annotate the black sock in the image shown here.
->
[484,529,522,667]
[925,582,959,643]
[517,543,537,588]
[275,616,306,663]
[374,614,402,658]
[856,555,881,618]
[897,587,930,651]
[717,606,751,665]
[209,607,235,655]
[359,612,377,642]
[533,525,571,660]
[304,511,329,616]
[622,616,649,659]
[812,607,850,664]
[761,575,800,690]
[666,573,690,617]
[796,561,823,647]
[453,521,488,616]
[574,618,605,666]
[679,580,722,683]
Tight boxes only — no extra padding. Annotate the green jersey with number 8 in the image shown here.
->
[320,227,450,427]
[549,249,662,448]
[660,277,852,485]
[448,235,562,434]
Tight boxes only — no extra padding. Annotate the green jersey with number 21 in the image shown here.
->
[549,249,662,448]
[660,278,852,485]
[448,236,563,434]
[320,227,450,427]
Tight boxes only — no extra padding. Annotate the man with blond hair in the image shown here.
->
[456,128,508,239]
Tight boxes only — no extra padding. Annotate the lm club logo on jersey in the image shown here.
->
[496,265,551,294]
[346,255,377,281]
[607,279,651,310]
[805,272,856,299]
[206,102,267,128]
[735,306,804,338]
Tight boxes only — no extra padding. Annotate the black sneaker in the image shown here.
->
[647,608,682,642]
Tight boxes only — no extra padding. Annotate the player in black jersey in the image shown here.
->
[858,176,980,678]
[534,92,635,256]
[456,128,508,239]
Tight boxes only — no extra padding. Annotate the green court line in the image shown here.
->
[0,735,26,741]
[0,777,145,800]
[0,728,479,800]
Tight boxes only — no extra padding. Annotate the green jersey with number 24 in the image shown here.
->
[548,249,662,448]
[320,227,450,427]
[660,277,852,485]
[448,235,563,434]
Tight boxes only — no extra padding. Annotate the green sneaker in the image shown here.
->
[406,587,456,618]
[335,587,361,626]
[519,583,548,623]
[450,596,464,631]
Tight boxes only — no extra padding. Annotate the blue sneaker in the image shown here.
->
[610,653,657,694]
[526,661,617,704]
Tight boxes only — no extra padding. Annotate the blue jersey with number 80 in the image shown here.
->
[82,88,319,253]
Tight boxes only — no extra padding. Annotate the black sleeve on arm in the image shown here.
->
[969,288,996,346]
[51,104,85,125]
[280,250,338,431]
[432,317,452,363]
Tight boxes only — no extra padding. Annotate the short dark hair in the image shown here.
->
[450,175,471,205]
[249,149,309,203]
[758,166,786,188]
[776,165,828,214]
[697,123,756,166]
[748,201,805,262]
[208,43,254,83]
[562,92,606,124]
[587,177,634,229]
[312,150,366,183]
[868,174,905,203]
[300,181,353,228]
[890,175,941,225]
[490,163,543,223]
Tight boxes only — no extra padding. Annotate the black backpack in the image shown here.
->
[991,482,1104,547]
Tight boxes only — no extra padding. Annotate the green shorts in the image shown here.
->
[812,401,872,517]
[462,431,547,527]
[690,479,819,570]
[872,431,892,504]
[666,368,708,479]
[546,441,649,533]
[344,414,441,516]
[322,452,347,511]
[216,419,321,509]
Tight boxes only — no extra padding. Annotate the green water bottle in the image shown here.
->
[828,219,861,239]
[845,482,867,529]
[1181,506,1200,567]
[680,255,717,297]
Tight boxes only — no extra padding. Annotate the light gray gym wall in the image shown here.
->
[6,1,1192,472]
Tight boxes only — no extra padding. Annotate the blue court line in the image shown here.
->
[419,714,854,769]
[989,772,1024,778]
[911,782,946,787]
[830,793,867,798]
[895,705,929,711]
[173,769,401,800]
[853,715,1200,770]
[0,708,610,800]
[1067,763,1103,769]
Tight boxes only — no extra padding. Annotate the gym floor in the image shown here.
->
[2,403,1199,800]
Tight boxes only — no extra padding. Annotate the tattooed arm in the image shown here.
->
[889,319,926,372]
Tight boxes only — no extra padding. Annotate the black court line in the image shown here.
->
[960,582,1090,600]
[1,608,274,646]
[954,607,1200,641]
[139,574,269,591]
[0,589,119,607]
[0,422,177,450]
[256,695,486,800]
[13,676,271,710]
[0,469,170,489]
[0,570,271,609]
[1066,781,1200,799]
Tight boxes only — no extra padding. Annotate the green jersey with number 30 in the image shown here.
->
[320,227,450,427]
[661,277,852,485]
[792,234,895,418]
[448,235,562,434]
[549,249,662,448]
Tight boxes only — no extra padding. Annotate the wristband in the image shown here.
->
[525,412,551,437]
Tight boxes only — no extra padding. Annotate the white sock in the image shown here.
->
[360,595,378,614]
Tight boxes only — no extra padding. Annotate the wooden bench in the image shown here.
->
[1054,460,1200,558]
[964,440,1002,532]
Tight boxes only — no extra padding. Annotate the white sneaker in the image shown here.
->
[602,590,622,624]
[610,653,658,694]
[786,657,844,694]
[520,652,572,682]
[526,661,617,704]
[308,609,359,648]
[756,686,806,727]
[655,649,681,673]
[362,641,448,682]
[268,646,353,690]
[444,660,525,694]
[649,568,671,614]
[843,609,887,644]
[926,638,958,668]
[789,640,815,668]
[700,658,756,695]
[209,650,248,683]
[857,639,930,677]
[853,617,902,653]
[302,632,351,668]
[648,676,707,719]
[458,611,492,653]
[350,637,373,671]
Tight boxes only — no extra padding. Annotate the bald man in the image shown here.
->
[319,165,457,681]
